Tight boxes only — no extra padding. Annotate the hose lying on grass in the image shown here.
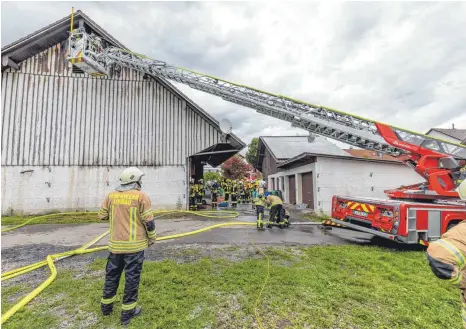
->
[1,210,274,327]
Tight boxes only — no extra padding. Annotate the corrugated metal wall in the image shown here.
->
[2,42,222,166]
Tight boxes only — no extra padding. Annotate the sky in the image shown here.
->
[2,1,466,150]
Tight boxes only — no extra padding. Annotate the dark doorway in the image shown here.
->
[301,172,314,209]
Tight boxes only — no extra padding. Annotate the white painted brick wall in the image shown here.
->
[269,158,423,214]
[315,158,422,213]
[1,166,187,216]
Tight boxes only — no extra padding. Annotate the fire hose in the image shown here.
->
[1,210,270,329]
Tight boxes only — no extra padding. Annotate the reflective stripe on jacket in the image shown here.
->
[98,189,154,254]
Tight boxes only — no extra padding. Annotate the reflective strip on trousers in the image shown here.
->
[101,296,116,305]
[435,240,465,268]
[122,302,137,311]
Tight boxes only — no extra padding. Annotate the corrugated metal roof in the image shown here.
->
[1,10,126,66]
[428,128,466,142]
[261,136,350,160]
[344,149,401,162]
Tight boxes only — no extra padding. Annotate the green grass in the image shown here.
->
[301,212,330,222]
[1,213,102,226]
[1,245,459,329]
[0,212,194,227]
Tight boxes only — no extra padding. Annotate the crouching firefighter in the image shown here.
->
[98,167,157,326]
[265,194,284,228]
[426,180,466,328]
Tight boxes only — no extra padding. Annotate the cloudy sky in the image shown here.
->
[2,1,466,149]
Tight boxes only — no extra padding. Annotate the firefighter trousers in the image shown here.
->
[270,204,283,223]
[101,251,145,314]
[426,245,466,328]
[256,205,264,221]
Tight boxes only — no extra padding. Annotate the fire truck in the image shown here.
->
[65,24,466,246]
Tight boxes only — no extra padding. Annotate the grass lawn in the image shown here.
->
[0,212,193,227]
[1,245,459,329]
[1,213,102,226]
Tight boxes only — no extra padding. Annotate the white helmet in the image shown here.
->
[458,180,466,200]
[119,167,145,185]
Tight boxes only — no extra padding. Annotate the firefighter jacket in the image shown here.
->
[196,184,204,196]
[266,195,283,207]
[98,189,155,254]
[189,183,196,197]
[426,221,466,288]
[253,196,266,207]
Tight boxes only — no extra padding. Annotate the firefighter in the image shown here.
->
[253,193,266,229]
[98,167,156,326]
[239,180,246,204]
[223,179,231,202]
[196,179,204,209]
[211,180,219,208]
[266,194,284,226]
[189,178,197,210]
[231,180,238,207]
[426,179,466,328]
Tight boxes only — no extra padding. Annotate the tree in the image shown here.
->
[245,137,259,165]
[221,155,253,180]
[203,171,222,183]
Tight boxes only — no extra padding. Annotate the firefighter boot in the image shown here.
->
[101,302,113,316]
[121,306,142,326]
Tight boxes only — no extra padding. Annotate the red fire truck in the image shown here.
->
[329,122,466,245]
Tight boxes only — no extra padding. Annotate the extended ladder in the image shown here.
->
[67,28,466,160]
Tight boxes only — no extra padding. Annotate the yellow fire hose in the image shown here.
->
[1,210,270,328]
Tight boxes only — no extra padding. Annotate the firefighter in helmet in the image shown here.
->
[189,178,197,210]
[265,194,284,227]
[426,179,466,328]
[98,167,156,325]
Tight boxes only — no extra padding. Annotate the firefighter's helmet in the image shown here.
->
[458,180,466,200]
[119,167,145,185]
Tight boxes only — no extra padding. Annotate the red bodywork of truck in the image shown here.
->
[331,195,466,244]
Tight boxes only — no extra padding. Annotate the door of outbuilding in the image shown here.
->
[301,172,314,209]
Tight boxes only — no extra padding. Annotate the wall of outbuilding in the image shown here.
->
[269,157,423,214]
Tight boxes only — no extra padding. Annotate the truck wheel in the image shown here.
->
[447,221,460,232]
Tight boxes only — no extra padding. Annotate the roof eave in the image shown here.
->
[2,10,126,58]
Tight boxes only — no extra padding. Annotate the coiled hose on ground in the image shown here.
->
[0,210,270,329]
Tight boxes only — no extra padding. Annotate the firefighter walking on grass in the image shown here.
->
[98,167,157,326]
[426,180,466,328]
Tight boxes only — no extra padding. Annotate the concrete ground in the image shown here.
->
[1,207,376,286]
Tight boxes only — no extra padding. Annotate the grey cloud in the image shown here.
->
[2,2,465,143]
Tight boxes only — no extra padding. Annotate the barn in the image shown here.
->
[1,11,245,215]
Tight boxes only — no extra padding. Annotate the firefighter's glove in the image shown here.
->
[145,220,157,246]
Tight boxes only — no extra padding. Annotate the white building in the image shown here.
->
[256,136,422,214]
[1,11,244,215]
[426,127,466,145]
